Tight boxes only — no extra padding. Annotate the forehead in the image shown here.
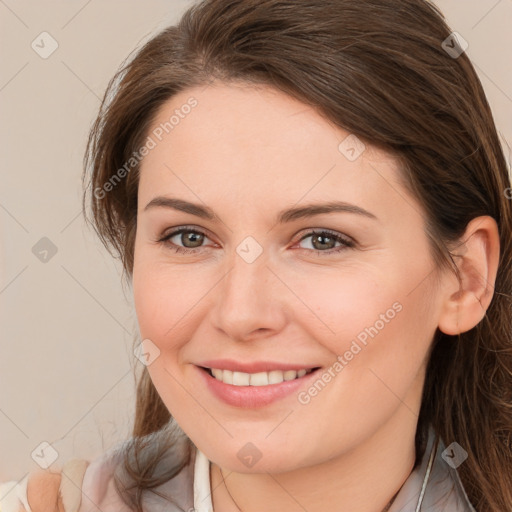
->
[142,82,345,170]
[137,82,413,224]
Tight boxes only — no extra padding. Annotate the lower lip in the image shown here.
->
[196,366,320,408]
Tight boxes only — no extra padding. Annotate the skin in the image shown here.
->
[132,81,500,512]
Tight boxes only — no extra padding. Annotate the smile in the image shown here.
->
[196,363,322,408]
[207,368,315,386]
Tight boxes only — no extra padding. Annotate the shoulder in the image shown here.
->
[0,445,125,512]
[390,426,476,512]
[1,421,195,512]
[424,434,477,511]
[417,429,476,511]
[78,427,196,512]
[77,439,133,512]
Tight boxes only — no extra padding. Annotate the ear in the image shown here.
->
[437,216,500,336]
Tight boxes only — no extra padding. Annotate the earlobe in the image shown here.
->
[437,216,500,336]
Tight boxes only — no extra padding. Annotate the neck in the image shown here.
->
[210,408,419,512]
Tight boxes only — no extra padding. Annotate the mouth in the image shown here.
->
[196,364,323,408]
[200,367,320,386]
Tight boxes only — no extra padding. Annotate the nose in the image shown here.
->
[211,249,288,342]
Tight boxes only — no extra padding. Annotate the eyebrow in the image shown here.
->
[143,196,378,223]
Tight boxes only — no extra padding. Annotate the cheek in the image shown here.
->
[133,237,184,330]
[277,267,436,457]
[283,256,438,393]
[132,251,217,358]
[131,255,208,415]
[282,261,430,348]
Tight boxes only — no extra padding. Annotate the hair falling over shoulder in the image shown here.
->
[82,1,512,510]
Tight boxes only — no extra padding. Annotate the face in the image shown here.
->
[132,81,444,473]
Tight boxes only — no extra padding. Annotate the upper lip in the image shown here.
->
[197,359,320,373]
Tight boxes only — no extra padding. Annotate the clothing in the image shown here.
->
[0,423,476,511]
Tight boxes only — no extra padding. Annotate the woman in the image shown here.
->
[1,0,511,510]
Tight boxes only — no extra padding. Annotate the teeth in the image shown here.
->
[268,370,284,384]
[283,370,297,381]
[223,369,233,385]
[232,371,250,386]
[249,372,269,386]
[211,369,223,380]
[209,368,314,386]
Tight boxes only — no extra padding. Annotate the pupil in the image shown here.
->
[184,232,203,248]
[315,234,332,249]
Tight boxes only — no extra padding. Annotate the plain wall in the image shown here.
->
[1,0,511,481]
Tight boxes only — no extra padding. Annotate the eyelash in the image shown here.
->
[157,225,355,256]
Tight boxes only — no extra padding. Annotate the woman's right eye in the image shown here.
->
[157,227,213,254]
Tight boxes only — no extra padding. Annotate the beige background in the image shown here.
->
[1,0,511,482]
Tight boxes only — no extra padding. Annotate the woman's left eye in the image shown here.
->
[295,230,355,255]
[157,227,354,256]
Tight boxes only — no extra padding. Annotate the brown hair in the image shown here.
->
[83,0,512,510]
